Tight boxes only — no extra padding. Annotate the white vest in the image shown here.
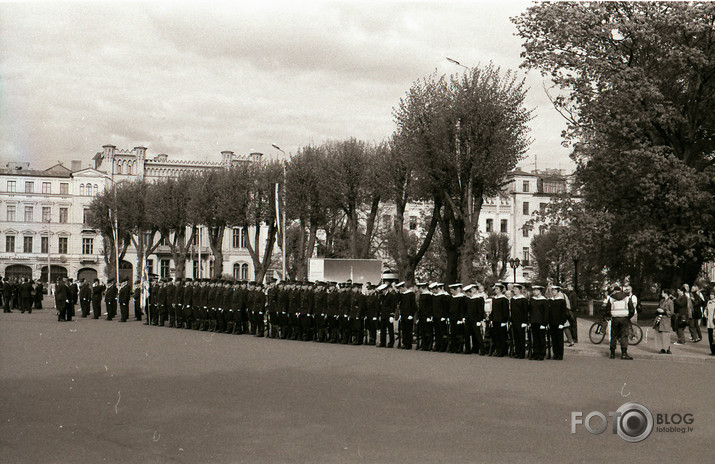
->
[610,298,629,317]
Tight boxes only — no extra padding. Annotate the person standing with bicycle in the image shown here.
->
[605,285,635,360]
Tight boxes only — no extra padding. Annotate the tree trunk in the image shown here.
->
[208,227,225,277]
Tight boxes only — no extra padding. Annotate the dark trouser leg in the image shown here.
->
[708,328,715,354]
[512,324,526,358]
[550,327,564,359]
[531,324,545,359]
[401,318,413,349]
[57,301,66,321]
[120,303,129,321]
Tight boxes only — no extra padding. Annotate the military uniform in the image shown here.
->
[509,286,529,359]
[399,285,417,350]
[490,284,510,357]
[528,286,548,360]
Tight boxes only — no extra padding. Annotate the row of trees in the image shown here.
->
[90,62,532,285]
[515,2,715,294]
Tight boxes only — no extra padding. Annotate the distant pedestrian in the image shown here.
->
[705,290,715,356]
[55,277,69,322]
[79,279,91,317]
[2,277,12,313]
[605,285,635,360]
[654,289,674,354]
[673,286,689,345]
[690,284,704,342]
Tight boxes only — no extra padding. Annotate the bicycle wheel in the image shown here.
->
[589,322,606,344]
[629,323,643,345]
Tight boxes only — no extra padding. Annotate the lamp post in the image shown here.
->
[446,57,469,71]
[43,218,52,301]
[271,144,288,281]
[508,257,521,284]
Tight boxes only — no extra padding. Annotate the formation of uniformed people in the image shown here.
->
[93,276,573,360]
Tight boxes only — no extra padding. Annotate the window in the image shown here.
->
[6,236,15,253]
[191,231,199,246]
[233,263,240,279]
[522,227,529,238]
[58,237,68,254]
[42,207,51,223]
[25,181,34,193]
[42,182,51,194]
[209,260,215,278]
[161,259,170,278]
[83,208,90,225]
[23,236,33,253]
[240,228,247,248]
[522,247,530,266]
[146,259,154,276]
[540,203,547,214]
[486,219,493,233]
[409,216,417,231]
[193,260,199,279]
[82,238,93,255]
[93,184,98,196]
[232,228,241,248]
[59,207,68,223]
[41,236,49,253]
[523,181,529,193]
[7,205,16,222]
[522,202,529,216]
[7,180,16,192]
[24,206,34,222]
[80,184,85,196]
[240,263,249,280]
[60,183,69,195]
[500,219,508,233]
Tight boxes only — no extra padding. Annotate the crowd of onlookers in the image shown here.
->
[654,283,715,356]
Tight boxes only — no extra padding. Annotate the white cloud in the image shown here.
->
[0,0,573,171]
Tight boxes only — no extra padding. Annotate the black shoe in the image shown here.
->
[621,352,633,360]
[660,349,666,354]
[609,351,615,359]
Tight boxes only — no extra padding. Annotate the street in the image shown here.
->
[1,308,711,464]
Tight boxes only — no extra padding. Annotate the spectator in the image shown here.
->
[673,286,689,345]
[654,289,674,354]
[690,284,704,342]
[705,290,715,356]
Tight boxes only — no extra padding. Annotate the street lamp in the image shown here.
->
[508,257,521,284]
[271,144,288,281]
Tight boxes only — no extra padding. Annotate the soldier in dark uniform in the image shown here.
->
[79,278,92,318]
[464,284,487,355]
[364,284,379,346]
[131,280,142,321]
[193,279,204,330]
[431,283,448,352]
[149,279,159,325]
[286,282,300,340]
[348,283,364,345]
[104,278,118,321]
[174,279,185,328]
[208,279,219,332]
[91,278,105,319]
[399,282,417,350]
[182,278,194,329]
[490,283,510,357]
[528,285,548,360]
[379,284,397,348]
[266,280,280,338]
[278,281,291,339]
[118,278,131,322]
[19,278,33,314]
[312,282,327,342]
[338,283,352,344]
[67,278,78,319]
[253,282,267,337]
[448,283,466,353]
[326,283,340,343]
[509,284,529,359]
[418,283,433,351]
[55,277,69,322]
[165,278,176,328]
[547,285,569,360]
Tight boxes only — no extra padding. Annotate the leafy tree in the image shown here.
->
[146,175,197,278]
[86,187,130,280]
[393,65,532,283]
[117,181,161,282]
[380,138,439,284]
[485,232,511,282]
[514,1,715,288]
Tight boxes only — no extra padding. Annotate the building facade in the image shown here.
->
[379,168,573,282]
[1,145,270,284]
[0,161,107,283]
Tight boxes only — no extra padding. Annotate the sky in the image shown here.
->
[0,0,574,172]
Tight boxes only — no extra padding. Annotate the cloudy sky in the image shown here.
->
[0,0,573,172]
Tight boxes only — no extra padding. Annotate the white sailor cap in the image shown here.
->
[395,281,405,288]
[463,284,475,292]
[376,283,388,291]
[449,283,462,289]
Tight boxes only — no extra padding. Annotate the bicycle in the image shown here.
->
[589,314,643,345]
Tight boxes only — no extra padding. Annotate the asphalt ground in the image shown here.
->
[1,305,712,464]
